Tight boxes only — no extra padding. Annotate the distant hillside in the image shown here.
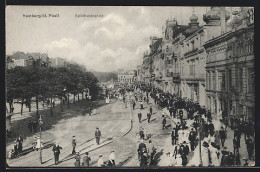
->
[92,71,118,82]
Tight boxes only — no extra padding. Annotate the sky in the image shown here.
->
[6,6,215,72]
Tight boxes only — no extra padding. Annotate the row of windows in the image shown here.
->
[206,67,254,94]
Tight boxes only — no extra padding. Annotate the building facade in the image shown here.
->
[204,7,254,120]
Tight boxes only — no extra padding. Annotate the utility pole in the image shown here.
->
[198,113,202,166]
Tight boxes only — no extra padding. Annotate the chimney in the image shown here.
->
[220,7,226,34]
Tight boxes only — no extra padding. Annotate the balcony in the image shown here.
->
[182,74,206,81]
[184,48,198,57]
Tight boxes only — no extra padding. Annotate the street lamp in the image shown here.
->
[39,115,43,164]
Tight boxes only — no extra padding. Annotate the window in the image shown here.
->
[212,71,216,90]
[209,72,211,90]
[206,71,210,89]
[190,61,195,75]
[239,68,243,92]
[247,68,255,94]
[229,69,232,91]
[218,71,225,91]
[191,41,195,50]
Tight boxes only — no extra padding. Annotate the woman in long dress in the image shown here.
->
[209,143,220,166]
[175,154,183,167]
[201,142,209,166]
[35,137,43,150]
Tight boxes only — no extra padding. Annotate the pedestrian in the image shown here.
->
[17,135,23,154]
[220,147,229,166]
[133,101,136,110]
[95,127,101,145]
[202,141,210,166]
[74,152,81,167]
[108,150,116,167]
[245,137,254,161]
[140,101,144,109]
[208,121,215,136]
[234,128,241,147]
[12,141,18,158]
[162,116,166,130]
[214,131,221,148]
[137,139,147,160]
[188,128,196,151]
[72,136,76,155]
[179,110,184,126]
[32,120,38,133]
[97,154,105,167]
[147,97,149,104]
[35,137,43,151]
[52,101,55,108]
[219,127,227,147]
[234,150,241,166]
[52,142,62,165]
[179,144,188,166]
[28,120,33,133]
[138,112,142,123]
[233,137,240,155]
[149,106,153,115]
[147,140,155,165]
[147,113,151,123]
[82,152,91,167]
[209,142,220,166]
[171,128,177,145]
[140,148,148,167]
[175,154,183,166]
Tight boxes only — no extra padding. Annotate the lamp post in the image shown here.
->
[198,113,202,166]
[39,115,43,164]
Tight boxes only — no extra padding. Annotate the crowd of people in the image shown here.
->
[127,83,255,167]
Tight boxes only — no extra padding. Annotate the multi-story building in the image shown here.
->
[118,70,136,84]
[204,7,254,120]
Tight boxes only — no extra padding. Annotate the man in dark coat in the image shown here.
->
[233,137,240,155]
[219,127,227,147]
[82,152,91,167]
[52,143,62,165]
[246,137,254,160]
[149,106,153,115]
[162,116,166,130]
[133,101,136,110]
[32,120,38,133]
[189,128,197,151]
[138,140,147,160]
[220,147,229,166]
[95,127,101,145]
[17,135,23,153]
[138,112,142,123]
[140,148,148,167]
[171,128,177,145]
[234,128,241,147]
[208,122,215,136]
[179,144,188,166]
[147,113,151,123]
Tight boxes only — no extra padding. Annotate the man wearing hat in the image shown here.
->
[147,113,151,123]
[162,116,166,130]
[171,128,177,145]
[219,126,227,147]
[189,128,197,151]
[72,136,76,155]
[137,139,147,160]
[138,112,142,123]
[52,142,62,165]
[140,147,148,167]
[95,127,101,145]
[220,147,229,166]
[82,152,91,167]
